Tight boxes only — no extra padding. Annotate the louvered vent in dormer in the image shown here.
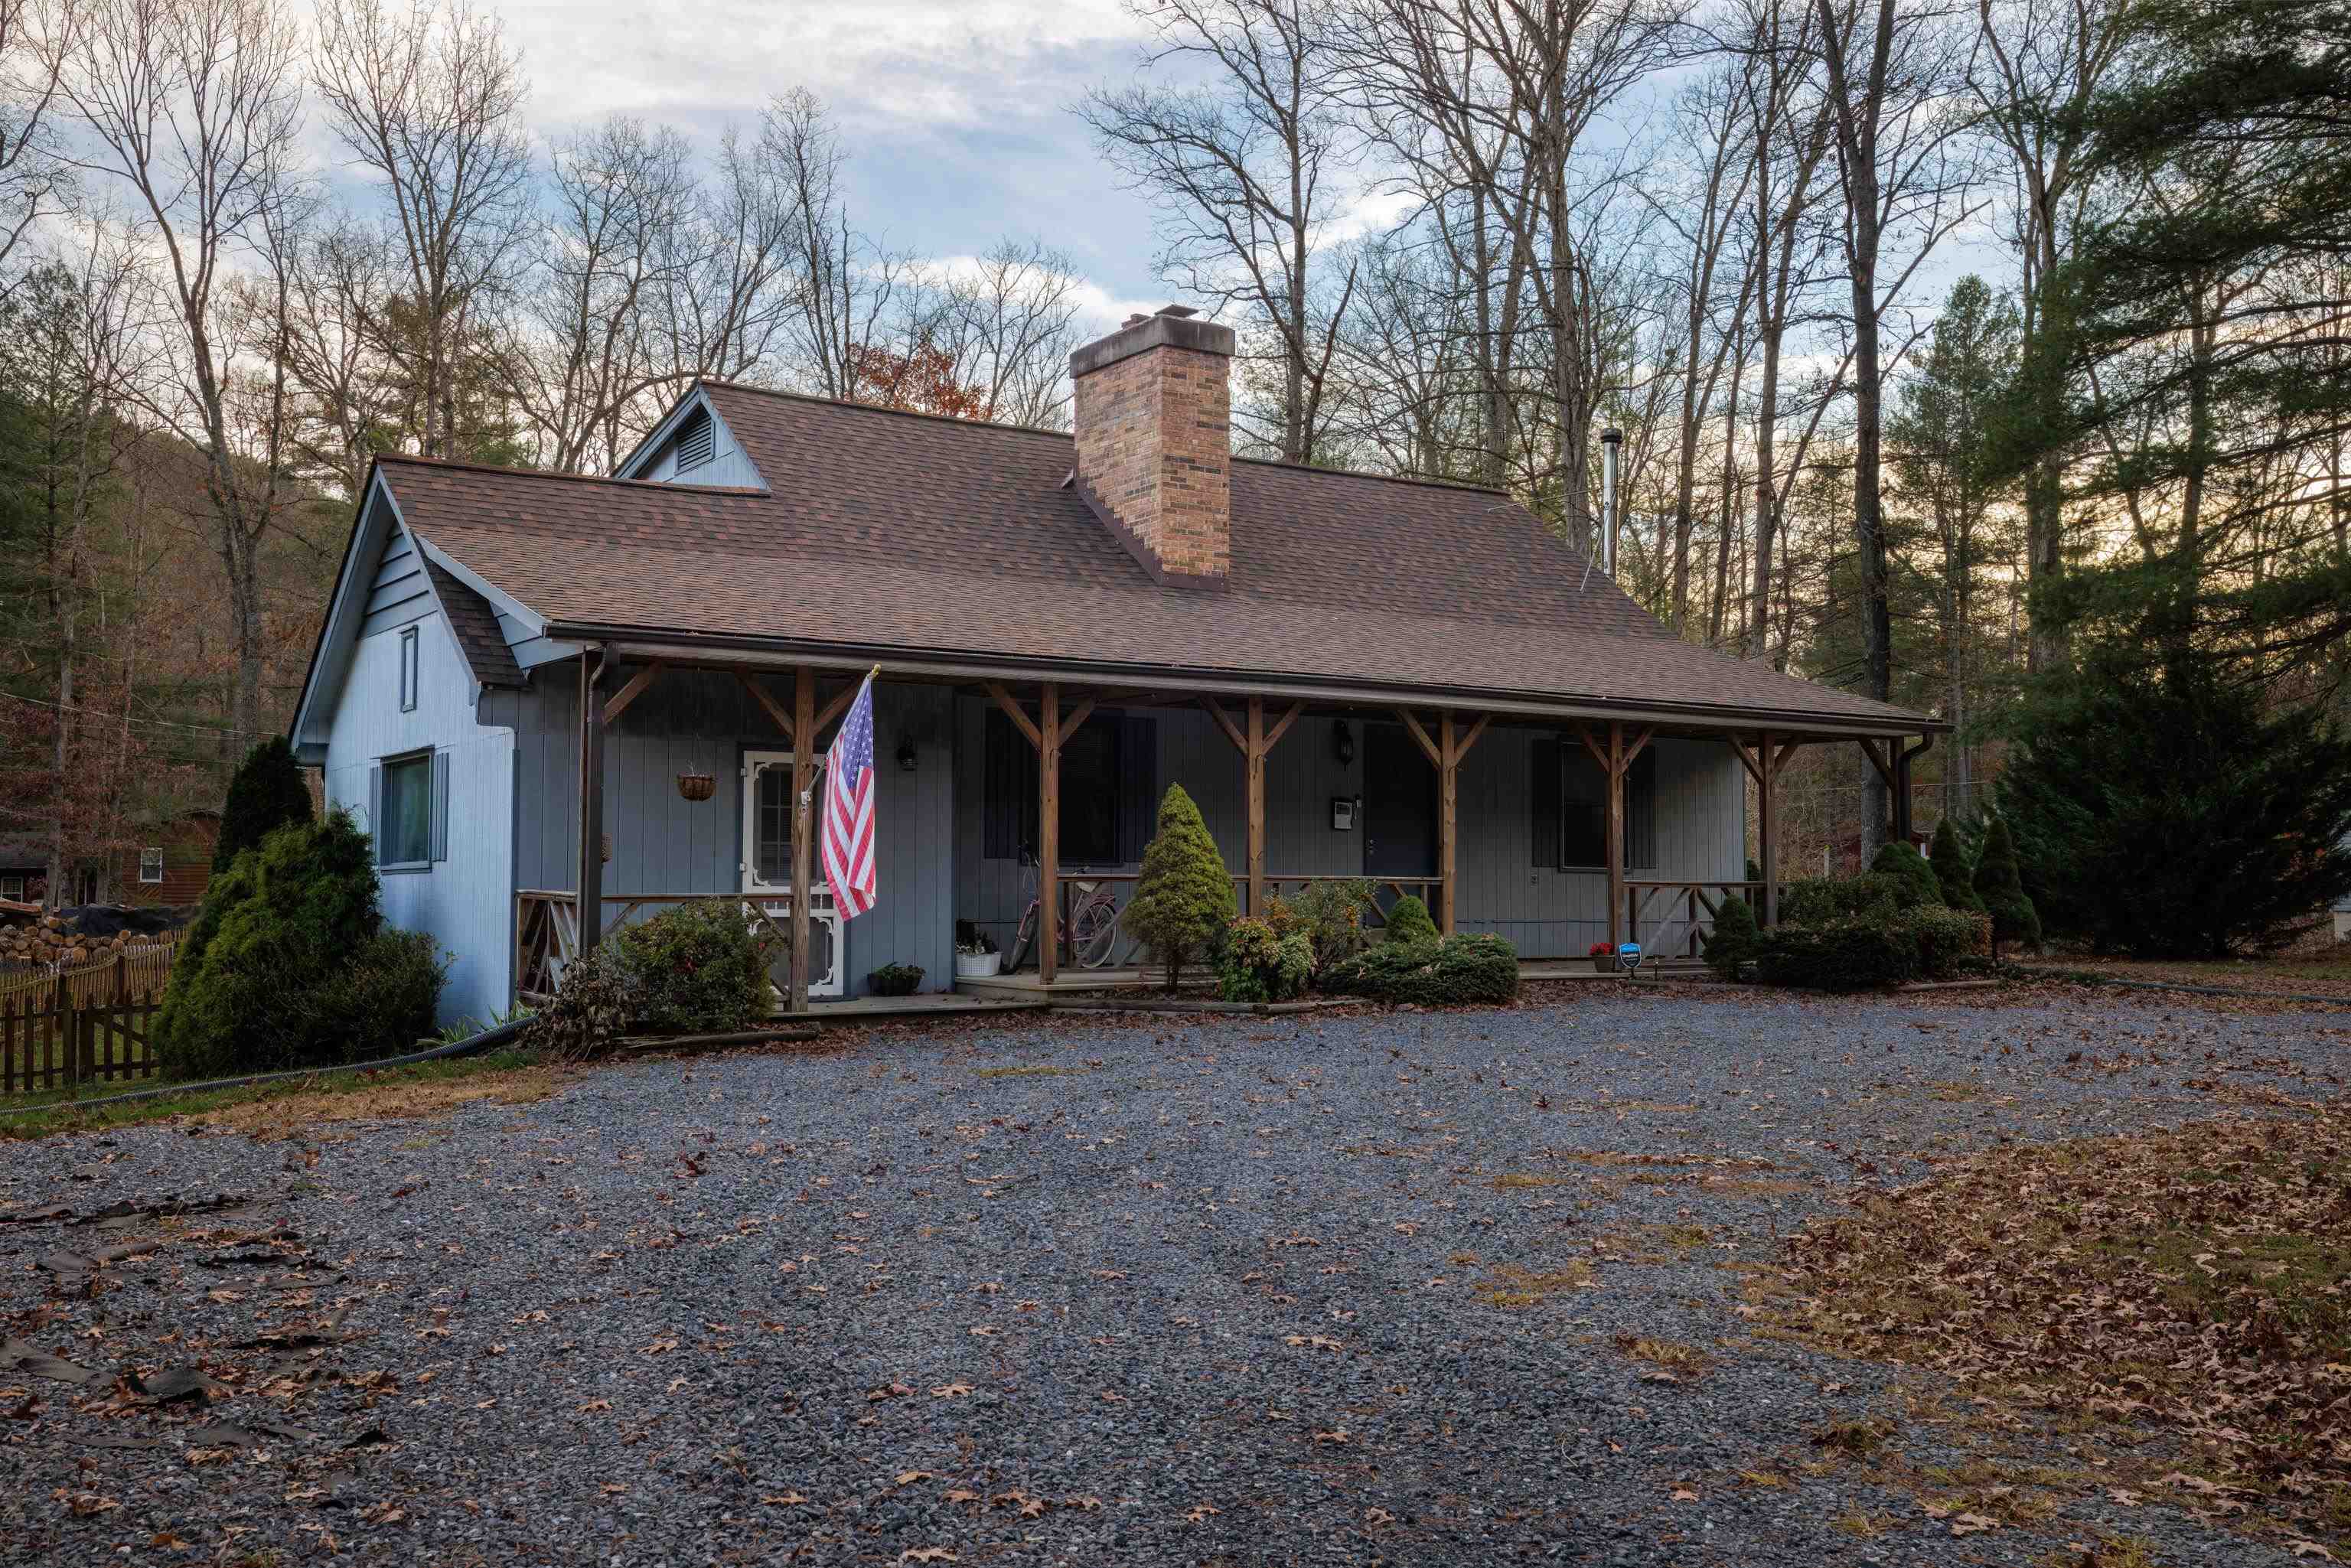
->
[673,407,716,471]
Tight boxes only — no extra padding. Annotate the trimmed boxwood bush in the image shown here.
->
[1215,917,1312,1002]
[1870,839,1942,908]
[615,899,769,1032]
[1899,904,1986,980]
[1323,932,1519,1006]
[1124,784,1235,991]
[1381,894,1438,944]
[1702,892,1761,980]
[156,810,445,1079]
[1779,871,1919,926]
[1755,919,1919,991]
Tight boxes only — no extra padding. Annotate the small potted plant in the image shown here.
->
[1589,940,1618,973]
[954,923,1001,980]
[867,962,924,996]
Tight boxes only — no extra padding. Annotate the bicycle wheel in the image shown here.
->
[1072,894,1120,969]
[1008,901,1039,971]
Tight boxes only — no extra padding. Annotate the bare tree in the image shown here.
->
[0,0,75,282]
[651,119,801,386]
[1810,0,1978,841]
[923,239,1087,429]
[314,0,532,461]
[1080,0,1359,463]
[275,216,397,497]
[60,0,305,743]
[762,88,910,405]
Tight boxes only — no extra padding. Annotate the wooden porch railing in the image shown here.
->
[1622,880,1762,960]
[514,892,794,1002]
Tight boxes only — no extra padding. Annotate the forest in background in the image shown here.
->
[1,0,2345,934]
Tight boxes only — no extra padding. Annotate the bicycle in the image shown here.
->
[1006,846,1122,971]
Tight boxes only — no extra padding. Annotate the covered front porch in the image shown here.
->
[507,645,1939,1012]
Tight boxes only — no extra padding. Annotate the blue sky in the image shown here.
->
[491,0,1179,330]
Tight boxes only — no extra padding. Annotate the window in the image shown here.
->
[1533,737,1657,870]
[398,626,419,712]
[0,875,21,901]
[377,752,433,866]
[982,708,1158,865]
[139,846,164,884]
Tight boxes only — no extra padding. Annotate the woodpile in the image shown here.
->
[0,914,167,967]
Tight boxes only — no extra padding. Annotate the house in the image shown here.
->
[0,841,44,905]
[289,306,1942,1025]
[109,812,219,907]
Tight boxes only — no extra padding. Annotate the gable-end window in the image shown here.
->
[370,750,448,869]
[139,846,164,884]
[982,708,1158,865]
[673,407,716,471]
[1537,737,1658,870]
[398,625,419,712]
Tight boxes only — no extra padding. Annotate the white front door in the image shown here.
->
[742,750,843,998]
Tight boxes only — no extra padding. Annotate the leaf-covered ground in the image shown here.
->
[2,988,2347,1566]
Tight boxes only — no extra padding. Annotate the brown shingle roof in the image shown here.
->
[376,386,1934,731]
[422,556,523,689]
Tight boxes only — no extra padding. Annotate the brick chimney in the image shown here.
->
[1068,305,1236,588]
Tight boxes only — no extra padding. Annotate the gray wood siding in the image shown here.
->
[501,668,955,997]
[638,399,765,488]
[951,695,1745,960]
[324,607,516,1028]
[358,530,432,638]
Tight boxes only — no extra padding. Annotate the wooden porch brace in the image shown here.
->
[986,682,1094,984]
[578,650,605,954]
[1394,708,1490,934]
[1205,696,1303,918]
[1567,722,1653,947]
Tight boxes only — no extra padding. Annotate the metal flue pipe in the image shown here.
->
[1599,427,1623,575]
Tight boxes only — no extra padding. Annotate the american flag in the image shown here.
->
[820,672,879,919]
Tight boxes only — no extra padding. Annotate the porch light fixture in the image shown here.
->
[1332,719,1355,767]
[895,737,919,772]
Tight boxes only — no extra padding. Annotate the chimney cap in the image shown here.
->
[1600,427,1624,445]
[1071,308,1237,378]
[1121,313,1149,328]
[1154,304,1199,318]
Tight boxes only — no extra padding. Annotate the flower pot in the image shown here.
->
[677,772,716,802]
[1591,953,1619,973]
[954,951,1002,980]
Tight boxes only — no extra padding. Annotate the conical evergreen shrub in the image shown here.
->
[1973,814,2040,957]
[1868,839,1940,908]
[1381,894,1437,945]
[1929,817,1983,912]
[214,736,314,872]
[1123,784,1234,992]
[1702,892,1760,980]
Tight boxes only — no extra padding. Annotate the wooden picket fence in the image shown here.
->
[1,944,176,1095]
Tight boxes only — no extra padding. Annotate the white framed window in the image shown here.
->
[399,625,419,712]
[139,846,164,884]
[0,875,23,901]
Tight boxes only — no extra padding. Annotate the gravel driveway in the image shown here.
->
[3,986,2346,1566]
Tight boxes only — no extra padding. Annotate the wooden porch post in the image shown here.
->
[1759,729,1779,928]
[787,667,816,1012]
[1605,722,1625,949]
[578,649,605,954]
[1245,698,1265,918]
[1039,681,1061,987]
[1438,712,1459,934]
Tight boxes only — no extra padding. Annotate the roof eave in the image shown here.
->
[543,621,1948,739]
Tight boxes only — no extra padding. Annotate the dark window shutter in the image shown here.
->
[1530,735,1560,868]
[1117,715,1158,862]
[430,749,451,862]
[1627,748,1658,869]
[368,764,384,865]
[983,708,1039,860]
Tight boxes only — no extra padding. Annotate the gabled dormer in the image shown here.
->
[617,383,765,487]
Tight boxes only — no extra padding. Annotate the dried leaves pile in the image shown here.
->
[1760,1112,2351,1533]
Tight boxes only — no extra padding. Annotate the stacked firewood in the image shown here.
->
[0,914,163,967]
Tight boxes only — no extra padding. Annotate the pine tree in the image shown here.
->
[1703,893,1760,980]
[1123,784,1234,992]
[215,736,315,872]
[1928,817,1983,913]
[1972,814,2041,959]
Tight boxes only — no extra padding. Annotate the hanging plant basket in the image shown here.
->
[677,772,716,803]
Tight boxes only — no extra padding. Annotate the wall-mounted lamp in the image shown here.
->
[895,737,919,772]
[1332,719,1355,767]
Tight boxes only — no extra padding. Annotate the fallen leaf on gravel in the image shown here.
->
[1063,1495,1101,1509]
[760,1492,810,1505]
[184,1449,235,1466]
[895,1470,933,1485]
[2290,1544,2336,1561]
[1100,1390,1125,1403]
[576,1400,611,1413]
[1366,1507,1395,1524]
[967,1325,997,1337]
[1948,1511,2000,1537]
[1283,1335,1342,1351]
[57,1491,120,1516]
[602,1483,627,1495]
[1091,1270,1128,1280]
[1184,1504,1221,1522]
[898,1552,956,1564]
[929,1383,973,1397]
[148,1532,188,1548]
[1670,1489,1699,1501]
[1312,1429,1350,1445]
[944,1488,980,1503]
[360,1502,406,1524]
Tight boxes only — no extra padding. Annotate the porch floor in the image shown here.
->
[774,992,1053,1020]
[956,957,1709,998]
